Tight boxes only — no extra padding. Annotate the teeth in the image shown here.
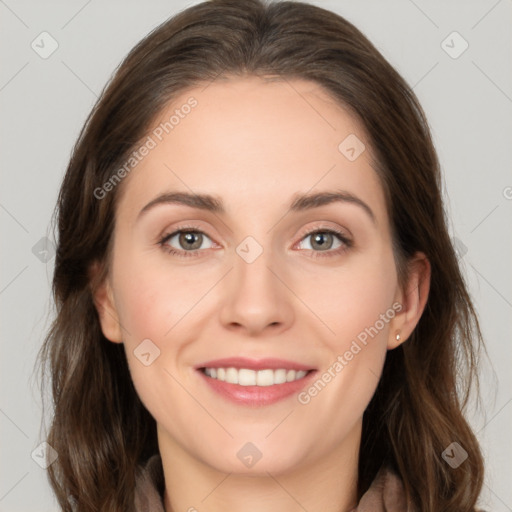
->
[203,367,309,386]
[274,369,287,384]
[239,368,256,386]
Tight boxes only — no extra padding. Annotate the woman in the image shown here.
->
[38,0,485,510]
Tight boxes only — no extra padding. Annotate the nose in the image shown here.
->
[218,245,295,337]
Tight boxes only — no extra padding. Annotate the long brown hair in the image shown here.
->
[37,0,485,510]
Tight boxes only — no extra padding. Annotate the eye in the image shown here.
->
[296,228,352,258]
[158,225,352,259]
[158,225,215,258]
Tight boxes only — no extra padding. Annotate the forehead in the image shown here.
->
[115,75,386,224]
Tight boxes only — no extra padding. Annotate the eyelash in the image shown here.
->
[157,224,353,259]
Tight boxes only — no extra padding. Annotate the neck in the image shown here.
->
[158,423,361,512]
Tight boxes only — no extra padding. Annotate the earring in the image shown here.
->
[395,333,401,342]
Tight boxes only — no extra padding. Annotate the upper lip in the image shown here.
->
[195,357,316,371]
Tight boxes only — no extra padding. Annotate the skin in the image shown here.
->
[93,76,430,512]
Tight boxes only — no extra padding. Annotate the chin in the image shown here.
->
[198,438,308,476]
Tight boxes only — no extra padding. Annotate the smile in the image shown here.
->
[201,367,311,386]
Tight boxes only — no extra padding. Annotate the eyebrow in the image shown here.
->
[137,189,375,223]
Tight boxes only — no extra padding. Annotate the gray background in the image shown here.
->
[1,0,511,510]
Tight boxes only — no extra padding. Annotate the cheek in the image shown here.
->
[294,249,397,416]
[295,248,398,347]
[112,251,211,344]
[110,256,204,417]
[110,253,220,400]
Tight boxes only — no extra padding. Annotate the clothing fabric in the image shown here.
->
[133,454,408,511]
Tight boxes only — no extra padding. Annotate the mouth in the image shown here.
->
[199,367,313,386]
[195,357,317,406]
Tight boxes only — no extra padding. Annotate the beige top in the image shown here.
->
[133,454,408,511]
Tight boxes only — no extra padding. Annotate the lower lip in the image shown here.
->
[197,369,317,406]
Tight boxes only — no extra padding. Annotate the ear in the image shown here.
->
[89,261,123,344]
[388,252,431,350]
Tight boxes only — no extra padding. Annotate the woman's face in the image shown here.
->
[96,76,412,475]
